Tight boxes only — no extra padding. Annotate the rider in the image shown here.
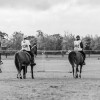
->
[74,35,86,65]
[21,36,36,66]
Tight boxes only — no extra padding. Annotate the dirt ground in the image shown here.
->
[0,55,100,100]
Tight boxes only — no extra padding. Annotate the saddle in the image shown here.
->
[22,50,31,59]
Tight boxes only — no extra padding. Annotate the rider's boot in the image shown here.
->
[82,54,86,65]
[0,68,2,73]
[31,57,36,66]
[0,60,3,65]
[83,60,86,65]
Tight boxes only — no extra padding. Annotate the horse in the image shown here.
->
[68,51,84,78]
[14,45,37,79]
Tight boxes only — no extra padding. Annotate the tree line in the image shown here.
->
[0,30,100,53]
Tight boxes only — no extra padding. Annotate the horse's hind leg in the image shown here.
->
[75,65,78,78]
[79,65,82,78]
[17,68,22,79]
[31,65,34,79]
[17,72,22,79]
[72,65,75,78]
[23,66,27,79]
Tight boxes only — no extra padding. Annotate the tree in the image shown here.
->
[84,35,92,56]
[52,34,63,50]
[62,33,74,50]
[27,36,37,46]
[36,30,45,50]
[93,35,100,50]
[0,31,8,63]
[11,31,23,50]
[36,30,63,50]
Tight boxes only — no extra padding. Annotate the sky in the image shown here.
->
[0,0,100,37]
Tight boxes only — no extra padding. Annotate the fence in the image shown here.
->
[0,50,100,58]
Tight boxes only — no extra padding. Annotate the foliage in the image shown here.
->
[0,30,100,52]
[36,30,63,50]
[62,33,75,50]
[9,31,23,50]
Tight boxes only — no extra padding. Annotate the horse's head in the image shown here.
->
[31,45,37,56]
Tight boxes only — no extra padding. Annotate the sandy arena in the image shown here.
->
[0,55,100,100]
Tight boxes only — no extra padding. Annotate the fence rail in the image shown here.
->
[0,49,100,53]
[0,49,100,56]
[0,50,100,59]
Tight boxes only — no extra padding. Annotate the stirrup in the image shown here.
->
[31,63,36,66]
[83,62,86,65]
[33,63,36,66]
[0,61,3,65]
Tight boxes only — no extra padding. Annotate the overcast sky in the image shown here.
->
[0,0,100,37]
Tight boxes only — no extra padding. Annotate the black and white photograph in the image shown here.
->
[0,0,100,100]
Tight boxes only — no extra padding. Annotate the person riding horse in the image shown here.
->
[21,36,36,66]
[74,35,86,65]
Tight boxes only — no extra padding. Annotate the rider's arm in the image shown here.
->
[80,41,83,49]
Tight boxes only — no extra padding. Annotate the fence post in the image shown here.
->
[0,36,2,73]
[0,36,1,63]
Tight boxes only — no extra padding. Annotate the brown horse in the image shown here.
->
[14,45,37,79]
[68,51,84,78]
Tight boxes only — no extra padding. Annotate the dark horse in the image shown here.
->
[68,51,84,78]
[14,45,37,79]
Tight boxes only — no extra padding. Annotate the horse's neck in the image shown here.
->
[74,51,79,55]
[23,50,31,58]
[32,45,36,49]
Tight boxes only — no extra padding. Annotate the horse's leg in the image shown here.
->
[31,65,34,79]
[23,66,26,79]
[72,65,75,78]
[17,70,22,79]
[16,65,19,78]
[79,65,82,78]
[18,71,22,79]
[76,66,79,77]
[75,65,78,78]
[0,68,2,73]
[16,62,22,79]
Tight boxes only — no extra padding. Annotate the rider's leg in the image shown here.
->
[31,54,36,66]
[79,51,86,65]
[27,51,36,66]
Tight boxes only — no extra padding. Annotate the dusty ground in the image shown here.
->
[0,55,100,100]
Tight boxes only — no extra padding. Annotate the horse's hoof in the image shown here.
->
[23,77,26,79]
[20,77,22,79]
[68,71,72,73]
[31,63,36,66]
[76,76,78,78]
[75,75,78,78]
[74,77,76,79]
[23,76,26,79]
[79,75,81,78]
[32,77,34,79]
[0,61,3,65]
[74,76,76,79]
[17,74,19,78]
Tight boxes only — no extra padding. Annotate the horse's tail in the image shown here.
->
[15,52,20,71]
[68,51,77,65]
